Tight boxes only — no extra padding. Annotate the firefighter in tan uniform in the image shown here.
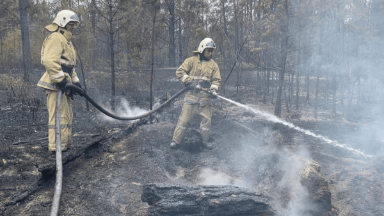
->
[37,10,83,152]
[170,38,221,149]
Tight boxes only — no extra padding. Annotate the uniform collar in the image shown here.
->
[58,27,73,41]
[198,53,211,63]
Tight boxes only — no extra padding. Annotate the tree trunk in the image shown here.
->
[274,0,289,117]
[167,0,175,67]
[234,0,239,94]
[108,3,116,110]
[305,74,310,103]
[256,70,260,94]
[150,4,157,110]
[221,0,228,73]
[332,76,337,115]
[295,48,300,110]
[0,37,3,69]
[284,84,290,113]
[314,74,320,119]
[347,72,353,118]
[264,69,270,103]
[91,5,96,69]
[178,13,182,65]
[289,72,294,103]
[19,0,32,83]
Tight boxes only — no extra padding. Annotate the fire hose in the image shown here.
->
[65,84,188,120]
[65,83,216,120]
[51,89,63,216]
[50,83,216,215]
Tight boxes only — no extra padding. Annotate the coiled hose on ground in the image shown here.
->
[65,84,191,120]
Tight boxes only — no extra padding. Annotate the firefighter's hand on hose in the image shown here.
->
[56,78,68,94]
[185,78,198,90]
[73,82,85,97]
[74,82,82,89]
[68,90,75,100]
[209,89,218,98]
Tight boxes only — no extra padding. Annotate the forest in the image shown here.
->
[2,0,384,117]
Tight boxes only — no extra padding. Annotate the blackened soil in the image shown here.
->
[1,70,384,215]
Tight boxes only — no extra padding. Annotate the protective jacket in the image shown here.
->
[37,27,80,90]
[176,55,221,106]
[172,54,221,144]
[38,26,80,152]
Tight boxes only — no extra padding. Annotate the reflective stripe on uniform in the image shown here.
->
[176,124,186,130]
[201,126,210,131]
[38,80,57,89]
[60,58,75,66]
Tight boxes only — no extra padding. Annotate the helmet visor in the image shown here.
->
[206,41,216,48]
[70,14,80,22]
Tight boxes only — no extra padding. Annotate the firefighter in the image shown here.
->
[37,10,83,153]
[170,38,221,149]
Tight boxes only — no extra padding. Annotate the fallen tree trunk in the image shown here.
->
[142,183,275,216]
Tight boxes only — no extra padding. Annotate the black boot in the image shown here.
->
[170,142,179,149]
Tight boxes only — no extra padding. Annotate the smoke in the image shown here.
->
[197,128,319,215]
[198,168,232,185]
[275,148,314,216]
[97,97,147,123]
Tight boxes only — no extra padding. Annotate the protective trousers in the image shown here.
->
[44,89,73,152]
[172,103,212,144]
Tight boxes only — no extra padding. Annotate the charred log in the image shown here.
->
[142,183,275,216]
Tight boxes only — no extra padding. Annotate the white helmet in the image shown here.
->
[193,38,216,54]
[45,10,80,32]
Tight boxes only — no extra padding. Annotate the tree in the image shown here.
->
[273,0,290,117]
[164,0,175,67]
[18,0,32,83]
[92,0,123,110]
[150,0,159,110]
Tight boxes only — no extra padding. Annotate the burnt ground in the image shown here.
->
[1,69,384,216]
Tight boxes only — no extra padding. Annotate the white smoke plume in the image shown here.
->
[197,130,318,215]
[97,97,147,123]
[198,168,242,186]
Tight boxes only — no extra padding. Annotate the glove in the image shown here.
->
[184,76,198,89]
[73,82,85,96]
[74,82,82,89]
[68,89,75,100]
[56,78,68,94]
[184,76,193,84]
[210,89,218,98]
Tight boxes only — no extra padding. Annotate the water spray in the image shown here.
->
[67,83,372,158]
[216,95,372,159]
